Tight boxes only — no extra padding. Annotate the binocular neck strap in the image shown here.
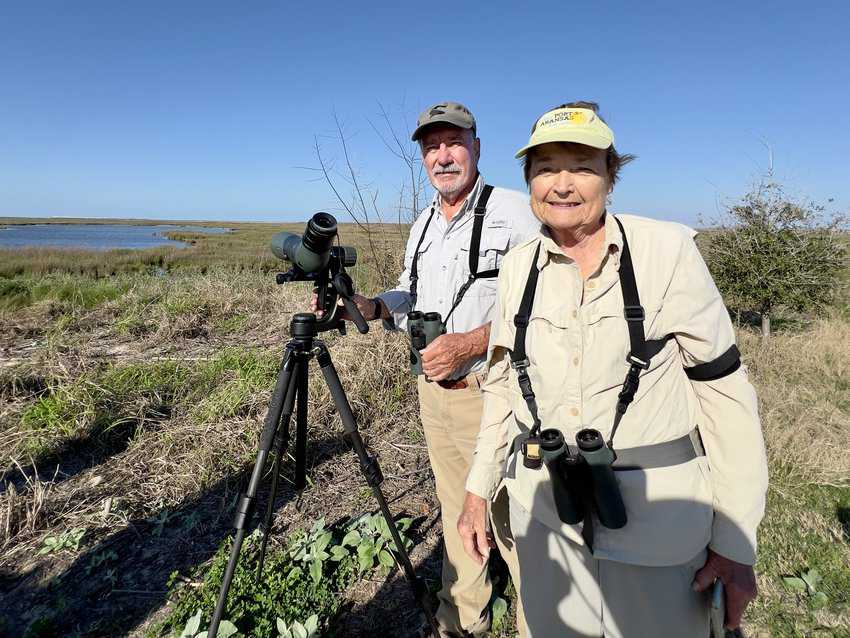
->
[408,204,437,310]
[436,184,497,328]
[608,215,650,448]
[511,241,544,435]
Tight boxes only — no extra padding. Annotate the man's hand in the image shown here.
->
[421,333,473,381]
[420,323,489,381]
[458,492,494,565]
[692,549,758,629]
[310,292,377,321]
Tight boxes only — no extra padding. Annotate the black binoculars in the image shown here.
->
[525,428,627,530]
[407,311,445,376]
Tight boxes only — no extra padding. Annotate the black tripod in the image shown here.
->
[208,312,440,637]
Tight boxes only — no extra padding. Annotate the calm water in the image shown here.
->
[0,223,231,250]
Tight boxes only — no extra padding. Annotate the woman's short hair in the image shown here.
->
[522,101,636,186]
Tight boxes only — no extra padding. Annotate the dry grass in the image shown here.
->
[0,220,848,637]
[740,317,850,487]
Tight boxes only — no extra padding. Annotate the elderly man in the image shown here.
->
[322,102,540,636]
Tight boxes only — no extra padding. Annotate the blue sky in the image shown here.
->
[2,1,848,224]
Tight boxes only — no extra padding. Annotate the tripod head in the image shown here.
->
[271,213,369,335]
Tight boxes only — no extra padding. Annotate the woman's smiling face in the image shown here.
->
[528,142,612,240]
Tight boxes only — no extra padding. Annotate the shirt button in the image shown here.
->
[586,281,596,290]
[572,310,578,319]
[573,357,580,366]
[570,407,579,417]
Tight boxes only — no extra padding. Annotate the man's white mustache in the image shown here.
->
[434,166,461,175]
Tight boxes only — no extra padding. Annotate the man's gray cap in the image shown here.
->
[411,102,477,141]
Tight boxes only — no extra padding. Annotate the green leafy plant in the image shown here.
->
[288,518,334,585]
[161,529,345,637]
[160,512,417,637]
[334,513,413,576]
[36,528,86,555]
[275,614,320,638]
[782,567,830,609]
[177,610,238,638]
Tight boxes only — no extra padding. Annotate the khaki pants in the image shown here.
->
[419,374,518,637]
[496,493,710,638]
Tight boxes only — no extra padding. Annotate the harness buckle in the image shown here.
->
[626,354,650,370]
[624,305,645,322]
[510,357,530,371]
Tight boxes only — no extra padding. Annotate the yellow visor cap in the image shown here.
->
[515,107,615,158]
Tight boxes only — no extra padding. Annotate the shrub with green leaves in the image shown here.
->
[702,175,847,337]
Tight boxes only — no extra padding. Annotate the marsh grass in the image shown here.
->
[0,219,847,637]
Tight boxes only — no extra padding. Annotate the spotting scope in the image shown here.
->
[270,212,366,335]
[271,212,357,275]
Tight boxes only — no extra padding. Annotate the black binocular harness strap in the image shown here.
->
[510,243,544,433]
[408,185,497,325]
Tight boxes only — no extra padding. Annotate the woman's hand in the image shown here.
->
[457,491,494,565]
[692,549,758,629]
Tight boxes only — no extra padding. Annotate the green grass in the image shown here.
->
[14,350,278,462]
[749,483,850,637]
[0,274,131,311]
[0,218,406,281]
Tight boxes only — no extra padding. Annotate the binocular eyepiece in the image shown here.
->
[271,212,357,274]
[407,311,445,376]
[532,427,627,531]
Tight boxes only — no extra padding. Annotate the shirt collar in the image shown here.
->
[536,211,623,270]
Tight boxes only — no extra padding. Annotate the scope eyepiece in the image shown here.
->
[302,212,337,255]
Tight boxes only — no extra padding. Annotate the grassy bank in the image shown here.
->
[1,221,848,637]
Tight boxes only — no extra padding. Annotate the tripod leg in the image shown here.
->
[256,372,297,584]
[315,345,440,638]
[209,349,297,637]
[294,355,310,490]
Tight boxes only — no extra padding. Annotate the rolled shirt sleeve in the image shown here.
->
[664,233,768,565]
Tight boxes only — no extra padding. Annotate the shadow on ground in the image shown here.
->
[0,434,349,637]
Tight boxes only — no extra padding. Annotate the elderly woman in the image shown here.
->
[458,102,768,637]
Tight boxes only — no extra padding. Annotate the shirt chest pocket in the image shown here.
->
[459,225,512,297]
[523,303,571,400]
[585,294,664,369]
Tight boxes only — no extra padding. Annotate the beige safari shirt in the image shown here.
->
[466,213,768,567]
[377,175,541,379]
